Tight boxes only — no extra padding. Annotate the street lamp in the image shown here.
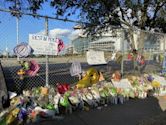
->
[16,17,19,45]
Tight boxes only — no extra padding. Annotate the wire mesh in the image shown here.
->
[0,11,165,94]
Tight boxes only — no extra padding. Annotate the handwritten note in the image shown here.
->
[86,50,107,65]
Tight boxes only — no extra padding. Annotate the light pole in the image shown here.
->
[16,0,20,60]
[16,16,19,60]
[16,17,19,45]
[45,17,49,87]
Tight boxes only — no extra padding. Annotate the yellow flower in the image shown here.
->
[152,81,160,88]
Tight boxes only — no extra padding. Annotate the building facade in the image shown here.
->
[71,30,129,54]
[71,30,165,54]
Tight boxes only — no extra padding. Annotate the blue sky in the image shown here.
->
[0,2,79,54]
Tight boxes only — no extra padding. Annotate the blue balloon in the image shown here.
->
[147,75,154,82]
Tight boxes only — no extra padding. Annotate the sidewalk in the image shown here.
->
[156,96,166,111]
[31,96,165,125]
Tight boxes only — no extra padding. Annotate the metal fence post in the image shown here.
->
[121,30,125,76]
[164,35,166,52]
[45,17,49,87]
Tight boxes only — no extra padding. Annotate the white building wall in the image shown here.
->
[115,31,129,51]
[160,35,166,51]
[114,35,121,51]
[71,29,166,53]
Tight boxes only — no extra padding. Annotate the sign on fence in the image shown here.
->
[29,34,58,55]
[86,50,107,65]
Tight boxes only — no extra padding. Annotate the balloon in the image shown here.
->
[76,76,91,89]
[13,42,32,58]
[76,68,100,89]
[86,68,100,84]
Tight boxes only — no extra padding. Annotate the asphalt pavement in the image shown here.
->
[30,96,166,125]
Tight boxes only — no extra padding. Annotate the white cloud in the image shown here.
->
[49,28,71,37]
[36,28,85,41]
[37,28,71,38]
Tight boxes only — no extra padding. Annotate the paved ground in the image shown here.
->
[30,96,166,125]
[156,96,166,111]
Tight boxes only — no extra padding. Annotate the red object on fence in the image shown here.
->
[56,38,65,53]
[137,55,145,65]
[140,60,145,65]
[128,53,133,60]
[57,83,70,94]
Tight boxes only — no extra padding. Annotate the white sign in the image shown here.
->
[86,50,107,65]
[112,79,133,89]
[70,61,82,76]
[29,34,58,55]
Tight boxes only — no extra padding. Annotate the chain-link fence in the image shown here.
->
[0,10,166,93]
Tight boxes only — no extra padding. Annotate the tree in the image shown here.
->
[2,0,166,49]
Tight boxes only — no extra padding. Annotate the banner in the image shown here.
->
[29,34,58,55]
